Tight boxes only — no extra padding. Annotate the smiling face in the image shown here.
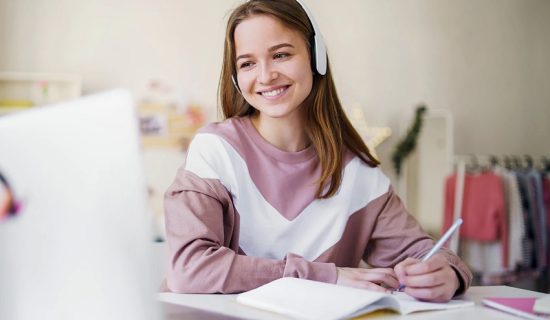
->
[234,14,313,123]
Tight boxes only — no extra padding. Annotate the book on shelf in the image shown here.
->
[236,277,474,320]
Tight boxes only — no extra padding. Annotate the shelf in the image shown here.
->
[0,71,82,116]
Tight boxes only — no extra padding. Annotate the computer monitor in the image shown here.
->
[0,90,162,320]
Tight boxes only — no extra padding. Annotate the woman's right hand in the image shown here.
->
[336,267,399,293]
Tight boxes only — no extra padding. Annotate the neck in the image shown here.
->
[251,112,309,152]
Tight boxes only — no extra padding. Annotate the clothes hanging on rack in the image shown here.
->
[516,169,548,271]
[529,168,548,270]
[495,167,525,269]
[516,171,536,269]
[443,160,550,289]
[443,171,508,268]
[544,177,550,274]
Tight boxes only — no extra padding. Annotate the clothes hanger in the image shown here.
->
[504,156,513,170]
[541,156,550,173]
[512,155,522,170]
[466,154,481,174]
[524,154,534,169]
[489,155,499,168]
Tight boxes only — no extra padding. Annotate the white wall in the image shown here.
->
[2,0,549,185]
[320,0,550,169]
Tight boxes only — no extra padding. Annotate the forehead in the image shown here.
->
[234,15,307,55]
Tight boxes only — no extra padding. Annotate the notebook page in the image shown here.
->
[394,292,475,314]
[237,278,389,320]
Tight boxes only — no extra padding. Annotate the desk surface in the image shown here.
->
[159,285,546,320]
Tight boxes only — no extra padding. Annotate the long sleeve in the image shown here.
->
[364,187,473,295]
[163,170,336,294]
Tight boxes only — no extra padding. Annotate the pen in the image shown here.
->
[395,218,463,292]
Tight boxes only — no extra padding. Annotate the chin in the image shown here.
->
[259,107,296,119]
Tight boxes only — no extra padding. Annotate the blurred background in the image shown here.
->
[1,0,549,292]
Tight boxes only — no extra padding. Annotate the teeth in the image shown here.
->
[261,87,285,97]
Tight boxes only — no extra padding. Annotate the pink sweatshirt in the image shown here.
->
[162,117,472,294]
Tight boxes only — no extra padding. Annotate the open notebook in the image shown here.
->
[236,277,474,320]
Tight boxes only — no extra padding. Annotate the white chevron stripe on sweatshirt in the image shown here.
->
[184,133,390,261]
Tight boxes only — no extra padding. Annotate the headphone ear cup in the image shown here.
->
[314,34,327,75]
[231,74,241,93]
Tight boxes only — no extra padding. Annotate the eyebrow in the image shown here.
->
[236,43,295,62]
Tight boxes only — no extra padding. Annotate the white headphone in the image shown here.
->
[232,0,327,92]
[295,0,327,75]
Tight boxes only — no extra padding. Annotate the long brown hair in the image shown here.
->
[219,0,379,198]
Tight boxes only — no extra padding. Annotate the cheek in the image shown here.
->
[237,72,255,92]
[236,73,260,107]
[285,59,313,92]
[292,69,313,97]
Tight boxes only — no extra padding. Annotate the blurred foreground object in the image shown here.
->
[0,89,161,320]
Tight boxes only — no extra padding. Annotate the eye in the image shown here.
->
[239,61,254,69]
[273,52,290,60]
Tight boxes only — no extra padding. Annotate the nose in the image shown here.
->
[257,61,278,84]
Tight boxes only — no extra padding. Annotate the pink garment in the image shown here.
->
[163,117,472,294]
[444,172,508,268]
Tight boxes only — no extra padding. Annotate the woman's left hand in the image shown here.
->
[394,253,460,302]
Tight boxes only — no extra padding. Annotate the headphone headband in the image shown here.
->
[294,0,327,75]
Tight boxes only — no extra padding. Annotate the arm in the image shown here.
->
[164,170,336,293]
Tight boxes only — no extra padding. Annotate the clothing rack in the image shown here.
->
[454,154,550,172]
[446,154,550,292]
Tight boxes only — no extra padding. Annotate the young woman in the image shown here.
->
[163,0,472,302]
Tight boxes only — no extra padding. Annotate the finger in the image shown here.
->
[350,268,399,288]
[404,255,447,276]
[402,269,447,288]
[404,284,452,302]
[361,281,392,293]
[394,258,419,276]
[394,258,419,284]
[353,268,398,280]
[341,278,391,293]
[361,268,398,277]
[360,272,400,289]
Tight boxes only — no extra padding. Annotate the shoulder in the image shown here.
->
[189,117,251,158]
[345,150,388,181]
[184,117,254,184]
[198,117,247,141]
[188,117,247,156]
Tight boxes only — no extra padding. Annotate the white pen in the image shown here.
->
[395,218,463,292]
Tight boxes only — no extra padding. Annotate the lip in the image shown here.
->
[256,85,291,100]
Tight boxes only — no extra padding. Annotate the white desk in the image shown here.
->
[159,286,546,320]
